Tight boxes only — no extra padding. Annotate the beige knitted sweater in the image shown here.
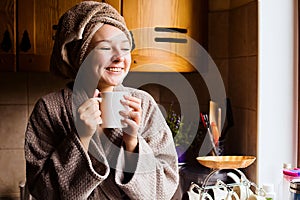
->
[25,85,179,199]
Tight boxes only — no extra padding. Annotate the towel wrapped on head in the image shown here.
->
[50,1,132,79]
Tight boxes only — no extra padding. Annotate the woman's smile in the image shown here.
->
[105,66,124,73]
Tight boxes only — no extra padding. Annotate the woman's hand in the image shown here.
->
[120,95,142,152]
[77,90,102,151]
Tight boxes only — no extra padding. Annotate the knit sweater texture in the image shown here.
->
[25,85,179,199]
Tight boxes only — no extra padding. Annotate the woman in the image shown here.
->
[24,1,179,199]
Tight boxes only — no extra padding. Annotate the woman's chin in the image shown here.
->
[99,73,127,87]
[102,79,123,87]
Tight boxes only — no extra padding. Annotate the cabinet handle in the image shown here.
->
[154,27,188,43]
[154,37,187,43]
[154,27,188,34]
[20,30,31,52]
[52,25,58,40]
[1,30,12,52]
[52,24,58,30]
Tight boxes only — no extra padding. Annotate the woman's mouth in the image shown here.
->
[106,67,123,72]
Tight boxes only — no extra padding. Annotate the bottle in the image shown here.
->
[263,184,276,200]
[278,163,293,199]
[289,180,300,200]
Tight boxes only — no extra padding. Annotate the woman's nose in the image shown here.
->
[111,50,125,63]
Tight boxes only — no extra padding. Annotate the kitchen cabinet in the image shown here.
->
[0,0,16,71]
[0,0,208,72]
[17,0,84,72]
[105,0,208,72]
[0,0,83,72]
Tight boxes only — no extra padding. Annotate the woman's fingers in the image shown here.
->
[129,111,140,121]
[77,98,102,132]
[120,95,142,126]
[78,102,101,117]
[121,95,141,112]
[119,110,141,124]
[119,95,141,152]
[121,117,139,138]
[78,98,100,114]
[124,95,141,104]
[94,89,100,98]
[121,117,138,130]
[77,90,102,150]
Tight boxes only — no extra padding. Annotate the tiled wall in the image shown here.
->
[139,72,211,116]
[0,72,68,198]
[208,0,258,181]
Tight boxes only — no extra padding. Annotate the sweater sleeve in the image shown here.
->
[114,91,179,200]
[24,96,109,199]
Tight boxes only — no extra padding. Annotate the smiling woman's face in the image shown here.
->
[89,24,131,91]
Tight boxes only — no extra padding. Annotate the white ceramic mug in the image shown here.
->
[187,183,213,200]
[100,91,129,128]
[228,172,253,200]
[232,185,250,200]
[213,180,240,200]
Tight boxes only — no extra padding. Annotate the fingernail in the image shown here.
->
[123,95,131,99]
[120,99,127,105]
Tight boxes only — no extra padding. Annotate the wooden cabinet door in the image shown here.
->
[17,0,82,71]
[0,0,16,71]
[122,0,207,44]
[123,0,188,30]
[103,0,121,12]
[121,0,207,72]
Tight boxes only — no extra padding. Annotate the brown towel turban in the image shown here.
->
[50,1,132,79]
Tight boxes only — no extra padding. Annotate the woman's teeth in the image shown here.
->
[106,67,122,72]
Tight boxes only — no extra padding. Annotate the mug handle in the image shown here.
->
[188,182,213,200]
[213,180,231,199]
[200,192,213,200]
[187,183,201,200]
[227,171,252,200]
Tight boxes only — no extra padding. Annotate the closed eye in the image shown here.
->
[98,47,111,50]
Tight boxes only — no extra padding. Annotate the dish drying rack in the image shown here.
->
[186,168,265,200]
